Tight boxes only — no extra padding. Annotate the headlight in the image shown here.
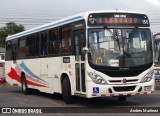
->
[141,71,154,83]
[88,72,107,84]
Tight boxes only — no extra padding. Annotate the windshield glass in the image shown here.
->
[88,28,153,67]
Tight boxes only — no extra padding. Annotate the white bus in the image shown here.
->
[5,11,154,104]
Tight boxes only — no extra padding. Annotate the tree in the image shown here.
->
[0,22,25,47]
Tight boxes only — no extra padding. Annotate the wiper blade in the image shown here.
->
[112,30,120,50]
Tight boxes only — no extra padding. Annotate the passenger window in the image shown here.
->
[35,34,40,56]
[6,41,12,60]
[60,25,71,54]
[18,37,26,58]
[48,29,58,55]
[40,31,48,56]
[26,35,36,57]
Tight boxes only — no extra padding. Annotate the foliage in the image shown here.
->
[0,22,25,47]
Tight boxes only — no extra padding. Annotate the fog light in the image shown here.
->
[144,86,152,91]
[108,88,112,93]
[138,87,142,92]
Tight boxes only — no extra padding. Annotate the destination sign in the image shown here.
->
[88,13,150,27]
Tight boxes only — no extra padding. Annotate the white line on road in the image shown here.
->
[17,101,36,107]
[46,99,63,107]
[128,99,143,104]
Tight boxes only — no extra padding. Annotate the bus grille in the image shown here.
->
[113,86,136,92]
[109,79,138,84]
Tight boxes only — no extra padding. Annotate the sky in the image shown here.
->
[0,0,160,34]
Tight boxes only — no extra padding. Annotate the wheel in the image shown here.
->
[21,74,30,94]
[62,77,74,104]
[118,96,126,102]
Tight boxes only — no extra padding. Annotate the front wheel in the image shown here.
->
[62,77,74,104]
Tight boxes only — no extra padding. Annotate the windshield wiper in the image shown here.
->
[112,30,120,51]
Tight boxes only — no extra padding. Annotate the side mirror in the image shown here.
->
[82,47,89,54]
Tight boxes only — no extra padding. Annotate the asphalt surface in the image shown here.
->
[0,86,160,116]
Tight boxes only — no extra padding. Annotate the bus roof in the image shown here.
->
[6,10,147,41]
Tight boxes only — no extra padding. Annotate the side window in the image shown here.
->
[18,37,26,59]
[48,29,58,55]
[26,35,36,57]
[35,33,39,56]
[5,41,12,60]
[1,55,5,60]
[10,38,18,60]
[60,25,71,54]
[40,31,48,56]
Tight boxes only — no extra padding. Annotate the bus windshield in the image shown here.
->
[88,28,153,67]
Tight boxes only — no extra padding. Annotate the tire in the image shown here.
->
[118,96,126,102]
[62,77,74,104]
[21,74,30,94]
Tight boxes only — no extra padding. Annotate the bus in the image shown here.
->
[154,33,160,80]
[5,11,154,104]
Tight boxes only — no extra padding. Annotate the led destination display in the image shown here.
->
[88,13,150,27]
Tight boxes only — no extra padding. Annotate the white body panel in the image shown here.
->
[5,56,76,94]
[85,59,154,98]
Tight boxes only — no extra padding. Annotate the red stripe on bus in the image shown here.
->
[101,94,106,96]
[119,94,123,96]
[8,68,21,83]
[26,80,47,87]
[8,67,47,88]
[110,94,114,96]
[92,94,97,96]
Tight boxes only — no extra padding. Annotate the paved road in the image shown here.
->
[0,86,160,115]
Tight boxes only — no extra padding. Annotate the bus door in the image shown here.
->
[74,30,86,94]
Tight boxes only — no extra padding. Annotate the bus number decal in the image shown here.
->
[63,57,70,63]
[142,19,148,24]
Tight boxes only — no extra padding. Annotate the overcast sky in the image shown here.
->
[0,0,160,34]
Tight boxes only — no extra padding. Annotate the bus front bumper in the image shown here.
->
[86,80,154,98]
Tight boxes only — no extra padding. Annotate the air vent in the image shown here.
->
[113,86,136,92]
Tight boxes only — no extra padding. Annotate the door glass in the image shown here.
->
[80,32,85,61]
[75,34,80,61]
[75,63,80,91]
[81,63,86,92]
